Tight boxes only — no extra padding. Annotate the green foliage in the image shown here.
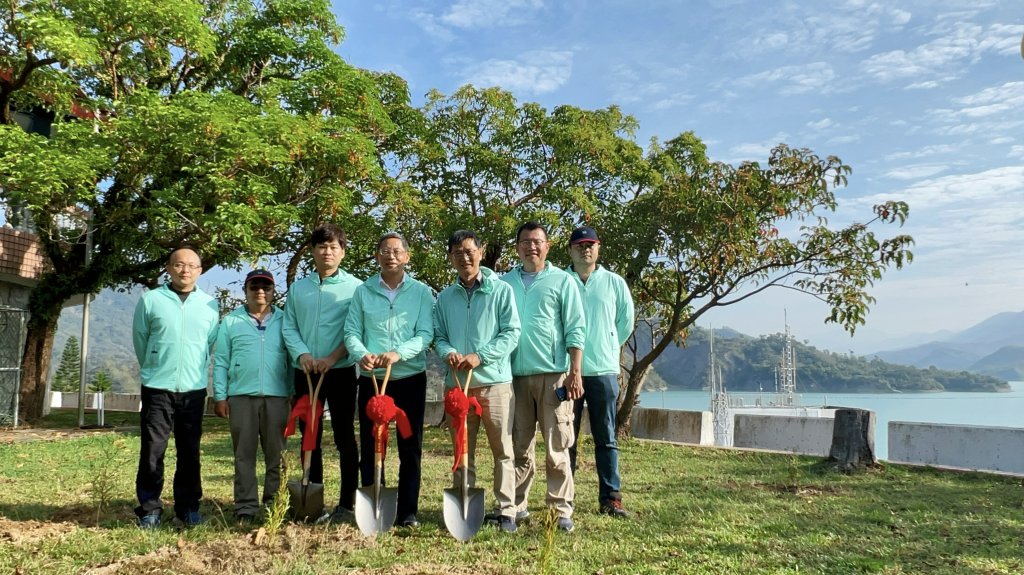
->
[88,370,113,393]
[51,335,81,392]
[2,0,404,419]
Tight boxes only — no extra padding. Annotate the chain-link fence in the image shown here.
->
[0,306,29,427]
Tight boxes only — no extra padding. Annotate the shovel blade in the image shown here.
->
[354,486,398,536]
[442,487,486,542]
[287,479,324,521]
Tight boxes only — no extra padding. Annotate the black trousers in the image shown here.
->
[135,386,206,519]
[357,371,427,519]
[293,366,359,510]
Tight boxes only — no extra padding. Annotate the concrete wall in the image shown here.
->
[888,421,1024,475]
[51,391,143,411]
[733,412,837,456]
[628,408,714,445]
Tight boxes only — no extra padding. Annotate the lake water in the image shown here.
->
[639,381,1024,459]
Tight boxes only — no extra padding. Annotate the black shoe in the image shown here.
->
[599,499,630,518]
[398,514,420,528]
[235,513,256,526]
[328,505,354,525]
[496,515,517,533]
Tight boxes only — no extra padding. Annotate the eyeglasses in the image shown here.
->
[377,249,407,257]
[247,284,274,292]
[171,263,201,271]
[517,240,547,248]
[450,249,479,259]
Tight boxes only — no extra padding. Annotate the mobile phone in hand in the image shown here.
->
[555,386,569,402]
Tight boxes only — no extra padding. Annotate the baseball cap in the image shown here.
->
[570,226,600,244]
[244,269,275,285]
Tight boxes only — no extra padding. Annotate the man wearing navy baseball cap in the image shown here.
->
[213,269,291,524]
[566,226,635,518]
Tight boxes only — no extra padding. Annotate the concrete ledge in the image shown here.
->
[629,407,713,445]
[888,421,1024,475]
[50,391,142,412]
[733,413,836,456]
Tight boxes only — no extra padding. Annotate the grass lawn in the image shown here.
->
[0,409,1022,574]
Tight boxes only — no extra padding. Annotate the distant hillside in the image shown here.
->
[650,326,1008,393]
[969,346,1024,381]
[870,311,1024,377]
[52,289,141,393]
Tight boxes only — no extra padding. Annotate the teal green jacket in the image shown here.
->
[502,264,585,377]
[213,306,291,400]
[434,267,521,387]
[282,270,362,370]
[343,273,435,380]
[567,265,635,376]
[132,284,220,393]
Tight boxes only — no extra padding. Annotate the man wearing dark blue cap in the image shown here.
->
[566,226,635,518]
[213,269,291,524]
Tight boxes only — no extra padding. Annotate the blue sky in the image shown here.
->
[325,0,1024,353]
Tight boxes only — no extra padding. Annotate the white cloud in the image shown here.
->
[737,62,836,95]
[727,132,790,162]
[856,166,1024,210]
[460,50,573,95]
[440,0,544,29]
[882,164,948,180]
[652,92,694,110]
[807,118,834,130]
[859,22,1018,87]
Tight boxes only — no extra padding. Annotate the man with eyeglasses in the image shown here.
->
[565,226,635,518]
[213,269,291,525]
[282,223,363,523]
[132,245,220,529]
[503,221,585,532]
[344,232,434,528]
[434,230,522,533]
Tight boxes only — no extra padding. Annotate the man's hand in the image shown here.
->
[214,400,230,418]
[457,353,481,371]
[446,351,463,368]
[359,353,377,372]
[566,370,584,401]
[375,351,401,367]
[299,353,318,374]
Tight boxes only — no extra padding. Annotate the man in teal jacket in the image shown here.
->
[503,221,586,532]
[132,246,220,529]
[434,230,522,533]
[344,232,434,528]
[213,269,291,524]
[566,226,635,518]
[281,223,362,522]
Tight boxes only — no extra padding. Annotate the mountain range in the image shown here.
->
[868,311,1024,380]
[50,289,1017,394]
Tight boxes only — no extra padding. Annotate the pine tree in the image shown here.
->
[89,371,113,393]
[52,336,82,392]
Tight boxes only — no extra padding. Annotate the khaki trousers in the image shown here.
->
[448,383,516,517]
[512,373,575,518]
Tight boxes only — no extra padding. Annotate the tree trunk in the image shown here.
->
[615,363,651,438]
[18,313,58,423]
[828,408,877,472]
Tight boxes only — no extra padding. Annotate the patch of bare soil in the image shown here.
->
[80,524,505,575]
[0,427,133,444]
[0,517,79,545]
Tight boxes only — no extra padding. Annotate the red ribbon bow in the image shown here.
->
[366,394,412,459]
[444,385,481,471]
[284,394,324,453]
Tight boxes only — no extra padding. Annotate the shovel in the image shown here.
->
[443,369,486,542]
[288,370,326,521]
[355,364,399,535]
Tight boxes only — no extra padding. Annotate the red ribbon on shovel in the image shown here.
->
[443,369,480,472]
[365,364,412,460]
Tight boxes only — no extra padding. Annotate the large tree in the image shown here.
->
[596,133,913,434]
[0,0,398,421]
[384,91,913,435]
[378,85,646,290]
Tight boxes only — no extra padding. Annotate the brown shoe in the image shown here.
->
[599,499,629,518]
